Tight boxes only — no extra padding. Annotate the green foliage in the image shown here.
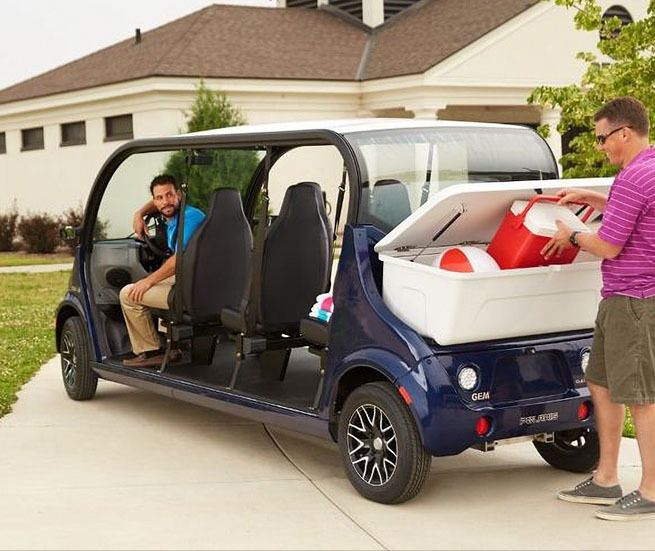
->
[0,203,18,251]
[624,407,636,438]
[0,271,70,417]
[164,81,260,211]
[17,212,59,254]
[528,0,655,177]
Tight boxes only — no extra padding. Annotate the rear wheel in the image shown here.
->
[338,381,431,504]
[60,316,98,400]
[533,427,599,473]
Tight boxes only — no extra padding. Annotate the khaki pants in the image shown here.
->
[119,276,174,355]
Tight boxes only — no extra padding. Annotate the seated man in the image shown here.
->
[120,174,206,367]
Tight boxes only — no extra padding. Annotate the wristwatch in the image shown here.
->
[569,231,580,247]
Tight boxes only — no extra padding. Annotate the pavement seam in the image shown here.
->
[262,423,388,551]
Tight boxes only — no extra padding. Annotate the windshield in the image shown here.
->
[346,126,557,232]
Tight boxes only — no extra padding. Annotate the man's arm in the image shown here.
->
[133,200,157,239]
[541,221,622,261]
[128,255,176,303]
[557,188,608,213]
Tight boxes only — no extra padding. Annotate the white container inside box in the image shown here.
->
[374,178,612,345]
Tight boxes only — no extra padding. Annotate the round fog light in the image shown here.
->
[458,365,479,391]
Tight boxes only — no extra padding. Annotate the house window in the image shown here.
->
[603,5,633,25]
[105,114,133,141]
[0,132,5,154]
[61,121,86,146]
[21,127,44,151]
[601,5,633,39]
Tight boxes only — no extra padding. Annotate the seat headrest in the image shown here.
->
[372,178,411,228]
[277,182,323,218]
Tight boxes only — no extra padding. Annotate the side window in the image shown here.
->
[96,151,173,240]
[267,145,350,237]
[95,148,264,240]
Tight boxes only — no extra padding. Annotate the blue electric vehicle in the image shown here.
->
[56,119,601,503]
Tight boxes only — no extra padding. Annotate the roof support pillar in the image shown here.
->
[540,107,562,174]
[409,104,447,120]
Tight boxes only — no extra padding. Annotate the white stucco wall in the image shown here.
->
[0,78,359,216]
[429,0,647,88]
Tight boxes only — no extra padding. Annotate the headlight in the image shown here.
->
[457,365,479,391]
[580,348,591,373]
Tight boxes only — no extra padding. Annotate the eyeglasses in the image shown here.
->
[595,125,631,145]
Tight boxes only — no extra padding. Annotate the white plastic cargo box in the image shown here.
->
[374,178,612,345]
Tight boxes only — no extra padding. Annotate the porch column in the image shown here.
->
[409,104,447,120]
[541,107,563,172]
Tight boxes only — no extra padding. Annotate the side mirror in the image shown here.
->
[59,225,80,241]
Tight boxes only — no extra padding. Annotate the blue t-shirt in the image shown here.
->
[166,205,206,253]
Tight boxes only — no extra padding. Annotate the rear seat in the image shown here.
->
[300,317,329,348]
[222,181,332,385]
[153,187,252,371]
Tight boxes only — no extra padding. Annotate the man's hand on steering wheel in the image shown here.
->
[138,213,170,260]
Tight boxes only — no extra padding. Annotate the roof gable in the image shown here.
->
[362,0,540,80]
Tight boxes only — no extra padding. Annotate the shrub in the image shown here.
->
[17,212,60,254]
[0,204,19,251]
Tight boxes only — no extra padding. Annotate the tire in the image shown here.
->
[59,316,98,400]
[338,381,431,504]
[533,427,599,473]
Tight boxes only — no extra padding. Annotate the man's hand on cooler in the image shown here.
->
[541,220,574,260]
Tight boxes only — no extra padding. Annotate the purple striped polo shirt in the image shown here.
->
[598,147,655,298]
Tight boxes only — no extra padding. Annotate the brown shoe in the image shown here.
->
[123,351,164,368]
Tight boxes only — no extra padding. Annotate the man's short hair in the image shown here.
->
[594,96,650,136]
[149,174,179,195]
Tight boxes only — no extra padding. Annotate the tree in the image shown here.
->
[528,0,655,177]
[164,81,260,211]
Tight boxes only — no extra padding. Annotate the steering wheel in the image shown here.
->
[140,214,170,260]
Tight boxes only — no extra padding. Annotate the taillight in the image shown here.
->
[476,416,492,437]
[577,401,591,421]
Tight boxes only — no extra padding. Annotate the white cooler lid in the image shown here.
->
[374,177,612,253]
[511,200,592,237]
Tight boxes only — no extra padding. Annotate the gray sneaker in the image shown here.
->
[558,477,623,505]
[596,490,655,521]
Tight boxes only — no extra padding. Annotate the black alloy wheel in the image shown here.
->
[347,402,398,486]
[60,316,98,400]
[338,381,431,504]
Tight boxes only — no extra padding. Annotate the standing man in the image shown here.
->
[541,96,655,521]
[120,174,205,368]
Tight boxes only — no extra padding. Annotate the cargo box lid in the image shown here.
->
[374,177,612,253]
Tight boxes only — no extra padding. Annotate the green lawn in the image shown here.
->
[0,251,73,267]
[0,271,70,417]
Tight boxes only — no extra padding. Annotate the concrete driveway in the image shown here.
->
[0,356,651,550]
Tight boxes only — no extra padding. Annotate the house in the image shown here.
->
[0,0,645,214]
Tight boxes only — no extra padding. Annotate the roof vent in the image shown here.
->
[135,28,141,44]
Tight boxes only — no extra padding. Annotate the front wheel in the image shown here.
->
[59,316,98,400]
[533,427,599,473]
[338,381,431,504]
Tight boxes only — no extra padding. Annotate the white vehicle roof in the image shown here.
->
[185,118,527,138]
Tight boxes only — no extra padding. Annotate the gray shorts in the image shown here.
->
[586,296,655,404]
